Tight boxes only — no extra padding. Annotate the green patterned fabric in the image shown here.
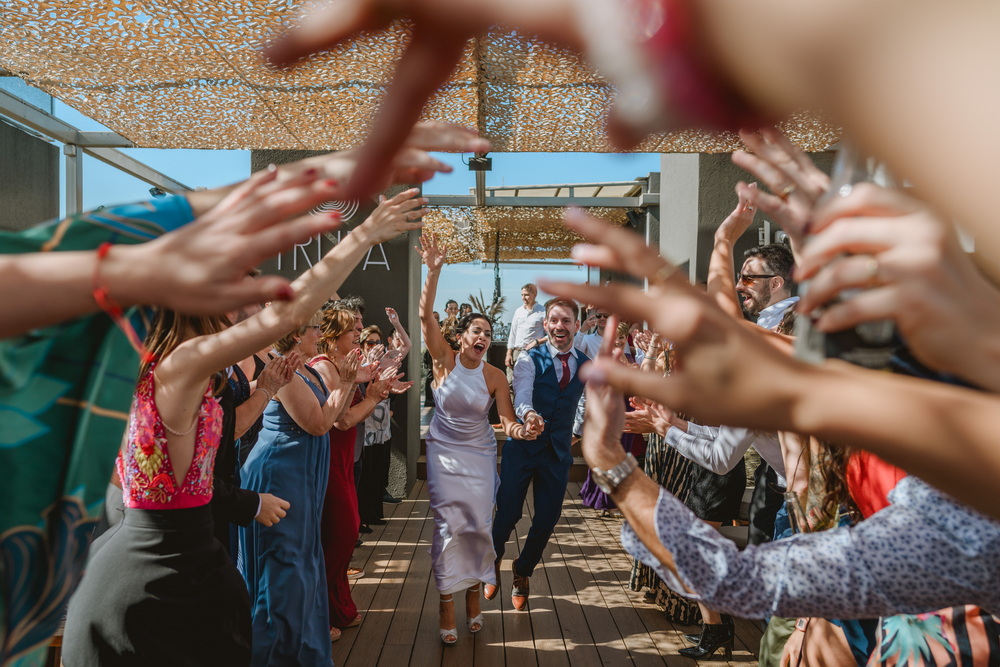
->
[0,197,194,666]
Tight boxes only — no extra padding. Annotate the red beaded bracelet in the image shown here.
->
[93,242,155,362]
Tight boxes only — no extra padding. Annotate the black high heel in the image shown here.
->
[682,613,730,646]
[677,616,734,660]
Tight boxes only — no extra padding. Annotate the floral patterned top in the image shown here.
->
[117,367,223,509]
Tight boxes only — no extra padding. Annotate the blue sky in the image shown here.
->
[54,99,659,320]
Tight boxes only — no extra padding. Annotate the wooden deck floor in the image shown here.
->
[334,480,761,666]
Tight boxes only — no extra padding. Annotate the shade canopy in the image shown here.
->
[1,1,839,153]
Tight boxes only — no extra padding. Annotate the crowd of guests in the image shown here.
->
[9,1,1000,666]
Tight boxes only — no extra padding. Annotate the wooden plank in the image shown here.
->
[581,483,760,665]
[579,499,699,667]
[552,486,643,666]
[332,481,414,663]
[562,485,667,666]
[500,490,540,667]
[379,482,436,653]
[342,478,760,667]
[341,481,431,665]
[528,482,601,667]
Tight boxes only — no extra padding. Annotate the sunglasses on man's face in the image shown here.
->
[736,274,777,286]
[594,313,610,320]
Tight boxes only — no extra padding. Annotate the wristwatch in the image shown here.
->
[590,453,638,494]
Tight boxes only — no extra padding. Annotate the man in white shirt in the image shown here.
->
[736,244,798,329]
[505,283,545,382]
[575,307,609,360]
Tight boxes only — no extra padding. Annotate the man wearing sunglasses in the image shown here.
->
[576,307,611,360]
[736,244,798,329]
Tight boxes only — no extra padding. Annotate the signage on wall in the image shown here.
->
[273,198,390,272]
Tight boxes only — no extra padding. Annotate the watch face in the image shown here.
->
[592,470,614,494]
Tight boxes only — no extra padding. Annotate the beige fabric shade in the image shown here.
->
[0,1,840,153]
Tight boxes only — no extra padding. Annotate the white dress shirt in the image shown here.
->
[507,303,545,349]
[575,331,602,360]
[756,296,799,331]
[665,424,786,487]
[512,342,579,420]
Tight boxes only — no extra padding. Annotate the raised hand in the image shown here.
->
[731,127,831,252]
[715,183,758,244]
[416,232,448,272]
[288,122,490,199]
[370,367,402,400]
[541,209,805,434]
[581,315,628,469]
[359,188,429,243]
[632,329,652,354]
[386,307,399,322]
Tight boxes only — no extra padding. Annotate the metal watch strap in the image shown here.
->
[592,453,638,494]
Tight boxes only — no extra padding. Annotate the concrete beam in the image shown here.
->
[0,88,191,193]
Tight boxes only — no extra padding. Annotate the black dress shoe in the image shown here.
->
[359,524,373,534]
[677,617,734,660]
[370,519,387,526]
[682,629,702,645]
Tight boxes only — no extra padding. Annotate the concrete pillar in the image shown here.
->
[658,153,700,282]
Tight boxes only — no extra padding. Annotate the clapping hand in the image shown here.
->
[334,348,362,384]
[257,352,299,396]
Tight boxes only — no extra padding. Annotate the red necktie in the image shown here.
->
[557,352,571,390]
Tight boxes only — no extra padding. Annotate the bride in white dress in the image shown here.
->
[417,233,535,645]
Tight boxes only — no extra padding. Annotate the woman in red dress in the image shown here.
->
[310,306,396,635]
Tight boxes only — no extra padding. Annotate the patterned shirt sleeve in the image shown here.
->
[620,476,1000,619]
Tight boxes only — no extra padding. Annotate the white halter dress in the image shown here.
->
[426,354,499,594]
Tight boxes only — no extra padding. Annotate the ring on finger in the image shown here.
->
[652,264,677,285]
[778,184,797,201]
[865,257,880,286]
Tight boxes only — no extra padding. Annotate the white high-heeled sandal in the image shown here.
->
[439,595,458,645]
[466,585,484,634]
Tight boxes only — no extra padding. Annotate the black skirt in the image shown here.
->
[63,505,251,666]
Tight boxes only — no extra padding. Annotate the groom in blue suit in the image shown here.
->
[486,298,588,610]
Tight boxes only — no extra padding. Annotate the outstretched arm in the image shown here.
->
[707,185,757,319]
[385,307,412,360]
[1,173,339,338]
[542,208,1000,521]
[416,232,453,367]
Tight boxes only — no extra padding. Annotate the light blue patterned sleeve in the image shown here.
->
[620,477,1000,619]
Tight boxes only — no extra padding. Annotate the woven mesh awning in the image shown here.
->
[0,1,839,152]
[422,207,629,263]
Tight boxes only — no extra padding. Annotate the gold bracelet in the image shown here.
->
[258,387,273,402]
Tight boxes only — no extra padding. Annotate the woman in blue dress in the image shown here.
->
[239,312,360,664]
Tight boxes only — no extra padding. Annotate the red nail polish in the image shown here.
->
[328,211,341,219]
[277,285,295,300]
[323,179,338,188]
[304,168,318,177]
